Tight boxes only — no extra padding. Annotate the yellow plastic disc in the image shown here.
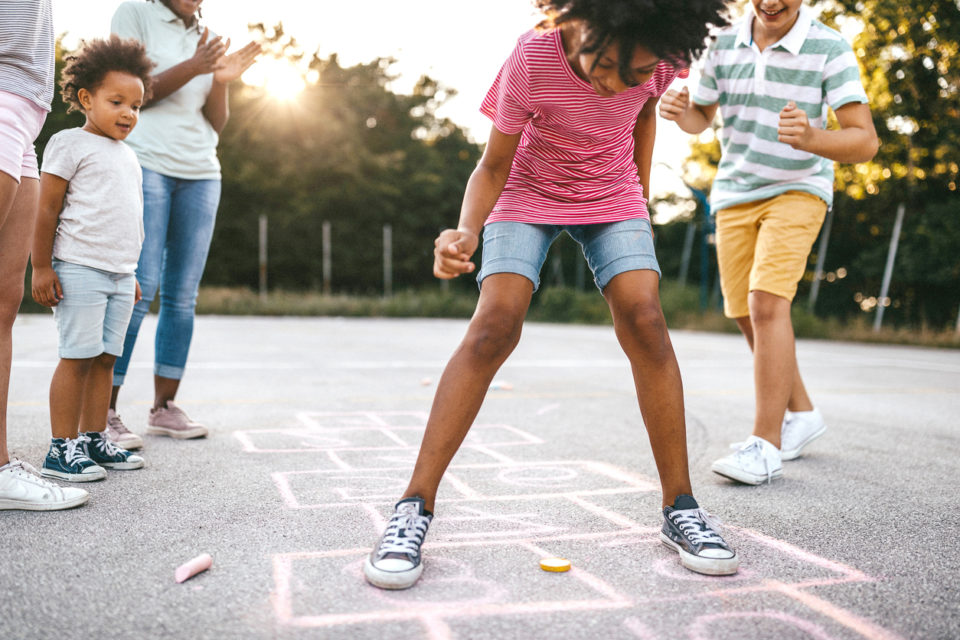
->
[539,557,572,572]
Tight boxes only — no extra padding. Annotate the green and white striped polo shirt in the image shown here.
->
[694,5,869,212]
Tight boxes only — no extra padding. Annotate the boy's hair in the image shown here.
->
[60,35,155,114]
[537,0,729,81]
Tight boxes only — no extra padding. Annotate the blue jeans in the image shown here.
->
[477,218,661,292]
[113,167,221,385]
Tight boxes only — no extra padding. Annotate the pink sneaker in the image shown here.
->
[146,402,208,439]
[105,409,143,450]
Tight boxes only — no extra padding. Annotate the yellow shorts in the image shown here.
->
[715,191,827,319]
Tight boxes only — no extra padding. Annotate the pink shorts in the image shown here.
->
[0,90,48,182]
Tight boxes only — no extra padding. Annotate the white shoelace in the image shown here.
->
[91,433,124,457]
[736,440,773,484]
[670,508,726,546]
[5,459,67,494]
[64,435,93,465]
[377,507,430,557]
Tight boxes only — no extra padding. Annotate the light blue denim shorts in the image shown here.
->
[477,218,661,292]
[52,260,136,359]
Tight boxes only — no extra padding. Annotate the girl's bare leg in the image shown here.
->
[403,274,533,512]
[603,270,692,508]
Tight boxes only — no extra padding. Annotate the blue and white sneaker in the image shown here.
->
[661,494,739,575]
[41,435,106,482]
[364,497,433,589]
[83,431,144,470]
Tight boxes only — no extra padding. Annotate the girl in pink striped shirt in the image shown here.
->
[365,0,738,590]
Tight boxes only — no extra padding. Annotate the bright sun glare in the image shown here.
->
[243,57,306,101]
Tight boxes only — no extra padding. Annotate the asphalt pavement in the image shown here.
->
[3,314,958,640]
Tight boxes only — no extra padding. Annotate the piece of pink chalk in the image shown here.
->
[678,68,690,79]
[175,553,212,583]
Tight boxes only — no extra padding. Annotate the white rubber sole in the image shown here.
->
[111,437,143,451]
[98,459,144,470]
[0,492,89,511]
[363,556,423,590]
[40,467,106,483]
[780,425,827,461]
[711,459,783,485]
[146,425,208,439]
[660,533,740,576]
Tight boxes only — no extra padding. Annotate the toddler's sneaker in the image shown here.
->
[0,459,89,510]
[146,401,208,439]
[83,431,144,470]
[780,408,826,460]
[712,435,782,485]
[105,409,143,450]
[364,497,433,589]
[661,494,739,575]
[41,435,106,482]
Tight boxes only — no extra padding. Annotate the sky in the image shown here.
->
[53,0,718,206]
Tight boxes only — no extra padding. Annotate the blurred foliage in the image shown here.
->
[661,0,960,330]
[33,25,482,299]
[31,9,960,332]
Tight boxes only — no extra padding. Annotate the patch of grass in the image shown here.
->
[18,284,959,349]
[194,287,479,319]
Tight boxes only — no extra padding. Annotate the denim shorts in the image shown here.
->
[477,218,661,292]
[52,260,136,359]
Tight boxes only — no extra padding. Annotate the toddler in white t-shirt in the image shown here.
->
[30,36,155,484]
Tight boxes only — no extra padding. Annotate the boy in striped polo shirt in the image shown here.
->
[659,0,878,485]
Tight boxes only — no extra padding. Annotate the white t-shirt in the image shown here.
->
[41,128,145,274]
[111,0,221,180]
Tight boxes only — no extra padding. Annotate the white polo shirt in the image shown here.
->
[111,0,221,180]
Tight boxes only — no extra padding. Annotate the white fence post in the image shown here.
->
[258,214,267,302]
[873,203,905,332]
[383,223,393,298]
[322,221,332,295]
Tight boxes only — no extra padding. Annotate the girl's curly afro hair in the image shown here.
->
[60,34,155,114]
[537,0,730,82]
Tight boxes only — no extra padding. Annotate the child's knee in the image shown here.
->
[464,309,524,361]
[94,352,117,368]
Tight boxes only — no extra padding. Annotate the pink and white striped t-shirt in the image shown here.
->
[481,29,678,226]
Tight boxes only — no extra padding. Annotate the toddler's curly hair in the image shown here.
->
[60,35,155,114]
[537,0,730,81]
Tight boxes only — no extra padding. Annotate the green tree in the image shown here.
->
[211,24,482,294]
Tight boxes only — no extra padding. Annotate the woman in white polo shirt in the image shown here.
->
[109,0,258,444]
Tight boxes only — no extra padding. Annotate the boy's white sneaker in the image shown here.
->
[0,460,89,510]
[780,408,827,460]
[712,435,782,485]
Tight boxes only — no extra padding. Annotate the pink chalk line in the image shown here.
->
[767,580,907,640]
[729,525,872,581]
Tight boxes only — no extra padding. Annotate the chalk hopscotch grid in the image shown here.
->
[234,411,904,640]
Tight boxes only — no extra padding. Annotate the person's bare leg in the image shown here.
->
[744,291,805,447]
[403,274,533,512]
[79,354,117,433]
[153,375,181,410]
[604,270,691,508]
[0,175,38,466]
[735,314,813,414]
[49,359,93,440]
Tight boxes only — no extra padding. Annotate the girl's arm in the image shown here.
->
[778,101,879,163]
[633,98,659,200]
[143,28,227,106]
[30,174,69,307]
[434,127,522,279]
[203,40,261,133]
